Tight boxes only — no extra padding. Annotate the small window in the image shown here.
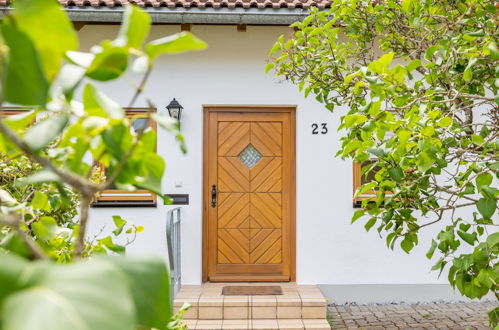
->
[93,108,157,207]
[352,160,381,207]
[0,107,30,117]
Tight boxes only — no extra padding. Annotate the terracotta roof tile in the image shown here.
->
[0,0,329,9]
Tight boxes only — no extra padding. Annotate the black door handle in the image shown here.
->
[211,184,217,208]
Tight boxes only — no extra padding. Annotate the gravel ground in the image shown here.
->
[327,301,497,329]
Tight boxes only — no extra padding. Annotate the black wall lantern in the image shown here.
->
[166,98,183,122]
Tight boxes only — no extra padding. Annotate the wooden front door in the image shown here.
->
[203,107,295,282]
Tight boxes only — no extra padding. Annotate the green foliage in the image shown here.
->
[0,253,171,330]
[0,1,206,203]
[0,154,138,262]
[270,0,498,325]
[0,1,207,329]
[146,32,208,60]
[1,22,49,106]
[168,303,191,330]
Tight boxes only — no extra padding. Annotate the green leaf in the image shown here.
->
[264,63,275,73]
[2,110,36,131]
[86,43,129,81]
[32,216,59,241]
[83,84,124,119]
[355,181,377,197]
[377,52,395,68]
[0,253,28,301]
[112,227,124,236]
[101,122,129,159]
[401,0,414,12]
[112,216,126,236]
[269,41,281,56]
[1,256,136,330]
[151,113,186,153]
[486,232,499,248]
[386,232,397,249]
[111,255,172,329]
[476,269,494,289]
[151,113,179,133]
[457,230,476,246]
[17,169,61,186]
[13,0,78,81]
[425,45,441,60]
[388,166,403,183]
[367,148,386,158]
[471,134,484,144]
[476,173,492,191]
[351,209,365,223]
[145,32,207,61]
[426,239,437,259]
[488,307,499,328]
[397,130,411,144]
[420,126,435,137]
[134,153,165,196]
[343,114,368,127]
[112,215,127,228]
[417,152,434,172]
[476,198,496,219]
[487,162,499,171]
[466,29,484,37]
[463,57,477,82]
[487,42,499,60]
[23,114,69,152]
[99,236,126,254]
[368,52,394,73]
[115,5,151,50]
[406,59,421,72]
[31,191,51,211]
[66,51,95,68]
[0,189,18,206]
[0,232,31,258]
[59,64,86,99]
[132,55,150,73]
[364,218,376,231]
[437,117,452,127]
[400,236,414,253]
[463,68,472,82]
[1,20,49,106]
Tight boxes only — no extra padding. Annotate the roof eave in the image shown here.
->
[0,6,311,25]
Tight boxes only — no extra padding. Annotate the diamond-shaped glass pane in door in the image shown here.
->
[238,144,262,169]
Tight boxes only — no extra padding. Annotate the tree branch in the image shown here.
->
[127,66,152,108]
[0,213,47,260]
[73,195,92,259]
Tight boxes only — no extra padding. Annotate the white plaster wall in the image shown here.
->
[80,24,453,287]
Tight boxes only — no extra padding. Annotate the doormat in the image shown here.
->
[222,286,282,295]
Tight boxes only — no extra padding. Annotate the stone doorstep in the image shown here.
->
[184,318,332,330]
[173,284,328,321]
[174,303,328,320]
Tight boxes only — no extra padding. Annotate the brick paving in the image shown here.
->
[327,301,497,329]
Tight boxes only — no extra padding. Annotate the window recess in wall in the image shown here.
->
[92,108,157,207]
[0,107,35,131]
[353,160,392,207]
[0,107,32,117]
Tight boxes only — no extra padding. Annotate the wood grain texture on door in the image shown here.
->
[203,107,296,282]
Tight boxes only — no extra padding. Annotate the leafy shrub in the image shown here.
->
[0,0,206,328]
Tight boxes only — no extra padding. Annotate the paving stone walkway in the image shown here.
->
[327,301,497,329]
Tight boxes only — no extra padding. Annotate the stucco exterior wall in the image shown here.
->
[79,24,470,300]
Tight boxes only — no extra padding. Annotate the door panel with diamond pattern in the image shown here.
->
[205,108,295,281]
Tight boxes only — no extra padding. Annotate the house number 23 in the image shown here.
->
[312,123,328,135]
